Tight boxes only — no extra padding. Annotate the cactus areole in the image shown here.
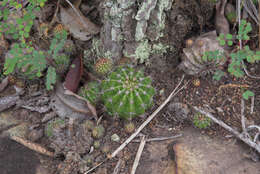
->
[101,67,155,119]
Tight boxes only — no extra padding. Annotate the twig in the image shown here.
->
[84,159,108,174]
[130,135,146,174]
[110,75,187,158]
[10,136,54,157]
[50,0,61,26]
[112,159,123,174]
[241,99,246,133]
[242,61,260,79]
[194,106,260,153]
[250,95,254,114]
[131,134,182,143]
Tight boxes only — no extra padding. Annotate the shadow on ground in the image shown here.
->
[0,137,39,174]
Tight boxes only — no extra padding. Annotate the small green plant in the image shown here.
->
[79,81,100,105]
[193,113,211,129]
[1,1,70,90]
[242,90,254,100]
[101,66,155,119]
[203,20,258,97]
[3,30,68,90]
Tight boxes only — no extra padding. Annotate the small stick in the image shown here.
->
[130,135,146,174]
[113,159,123,174]
[10,136,54,157]
[110,75,187,158]
[50,0,61,26]
[250,95,254,114]
[131,134,182,143]
[84,159,108,174]
[241,98,246,133]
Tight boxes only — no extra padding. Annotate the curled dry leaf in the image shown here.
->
[51,82,97,121]
[60,1,100,41]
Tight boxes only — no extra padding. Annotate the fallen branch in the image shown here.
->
[193,106,260,153]
[131,134,182,143]
[131,135,146,174]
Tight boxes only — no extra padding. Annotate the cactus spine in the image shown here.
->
[101,67,155,119]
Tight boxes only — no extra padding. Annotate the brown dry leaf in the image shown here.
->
[60,2,100,41]
[64,55,83,93]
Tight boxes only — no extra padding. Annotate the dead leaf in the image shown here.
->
[60,2,100,41]
[0,77,9,92]
[51,82,97,120]
[64,53,83,93]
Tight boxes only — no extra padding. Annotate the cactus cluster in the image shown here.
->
[78,81,100,105]
[94,58,113,75]
[101,66,155,119]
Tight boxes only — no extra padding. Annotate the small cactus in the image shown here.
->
[79,81,100,105]
[54,53,70,74]
[124,122,135,133]
[92,125,105,139]
[94,58,113,75]
[101,66,155,119]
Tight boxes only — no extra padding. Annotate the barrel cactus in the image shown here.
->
[101,66,155,119]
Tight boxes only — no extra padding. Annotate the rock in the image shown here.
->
[136,127,260,174]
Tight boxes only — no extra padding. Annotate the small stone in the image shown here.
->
[92,125,105,139]
[111,134,120,142]
[93,140,100,149]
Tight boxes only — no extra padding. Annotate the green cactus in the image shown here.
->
[101,66,155,119]
[94,58,113,75]
[79,81,100,105]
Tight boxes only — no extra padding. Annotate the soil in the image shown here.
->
[1,0,260,174]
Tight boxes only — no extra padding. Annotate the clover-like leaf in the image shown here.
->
[242,90,254,100]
